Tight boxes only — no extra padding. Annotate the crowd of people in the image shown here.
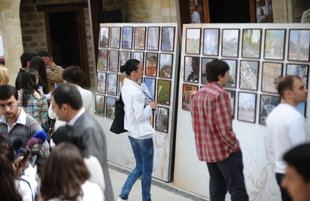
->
[0,52,310,201]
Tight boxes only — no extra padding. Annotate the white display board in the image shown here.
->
[175,23,310,200]
[94,23,179,182]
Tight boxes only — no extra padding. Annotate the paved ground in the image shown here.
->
[109,162,207,201]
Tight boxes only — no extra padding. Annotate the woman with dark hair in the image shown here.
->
[0,135,38,201]
[18,69,49,131]
[29,56,49,95]
[40,142,103,201]
[117,59,157,201]
[48,66,94,130]
[52,125,105,198]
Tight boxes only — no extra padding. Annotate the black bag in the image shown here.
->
[110,94,127,134]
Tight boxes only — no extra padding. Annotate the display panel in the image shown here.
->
[239,60,259,90]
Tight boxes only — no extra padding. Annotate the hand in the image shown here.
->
[14,156,29,177]
[148,102,157,109]
[42,57,55,67]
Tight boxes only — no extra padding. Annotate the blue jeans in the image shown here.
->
[206,150,249,201]
[119,136,154,201]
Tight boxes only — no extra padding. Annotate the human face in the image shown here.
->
[134,63,143,80]
[291,78,308,104]
[197,5,202,12]
[191,60,199,74]
[282,165,310,201]
[51,97,66,122]
[0,95,20,119]
[218,71,230,87]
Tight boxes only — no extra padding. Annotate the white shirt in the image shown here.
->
[121,78,154,139]
[67,107,85,126]
[266,103,309,173]
[191,11,201,23]
[84,156,105,198]
[301,8,310,23]
[17,167,38,201]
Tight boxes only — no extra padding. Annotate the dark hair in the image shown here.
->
[29,56,49,94]
[20,69,40,107]
[0,136,23,201]
[20,52,36,68]
[52,83,82,110]
[40,142,90,200]
[195,5,201,9]
[283,142,310,182]
[62,66,85,85]
[277,76,302,99]
[120,59,140,76]
[52,125,87,154]
[0,85,18,101]
[37,50,49,57]
[205,59,230,82]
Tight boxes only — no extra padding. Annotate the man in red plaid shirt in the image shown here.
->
[191,59,248,201]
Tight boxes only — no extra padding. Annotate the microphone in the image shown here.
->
[33,130,47,144]
[28,144,44,166]
[12,138,23,156]
[19,138,39,167]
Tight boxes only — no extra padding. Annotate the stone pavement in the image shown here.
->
[109,162,207,201]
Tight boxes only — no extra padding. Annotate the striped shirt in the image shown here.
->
[191,82,240,162]
[0,108,50,172]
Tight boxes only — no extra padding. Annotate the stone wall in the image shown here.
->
[272,0,309,22]
[19,0,95,87]
[102,0,177,23]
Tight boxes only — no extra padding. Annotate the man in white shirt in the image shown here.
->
[191,5,202,23]
[266,76,309,201]
[51,83,114,201]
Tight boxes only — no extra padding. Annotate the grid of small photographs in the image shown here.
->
[182,25,309,124]
[96,24,177,133]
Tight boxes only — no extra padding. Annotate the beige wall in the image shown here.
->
[273,0,309,22]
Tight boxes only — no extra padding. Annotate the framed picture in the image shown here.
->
[286,64,309,85]
[239,60,259,90]
[134,27,146,50]
[185,28,201,54]
[95,95,105,116]
[221,59,237,88]
[106,96,116,119]
[108,50,119,72]
[225,90,236,118]
[133,52,144,68]
[264,29,285,60]
[99,27,109,48]
[155,107,169,133]
[259,95,280,125]
[241,29,261,58]
[97,49,108,71]
[261,62,283,93]
[122,27,133,49]
[145,53,158,77]
[237,92,257,123]
[159,53,173,78]
[157,80,171,105]
[120,51,131,66]
[118,74,126,96]
[182,84,198,111]
[107,73,118,96]
[203,28,219,56]
[97,72,106,94]
[201,58,214,85]
[147,27,160,51]
[288,29,310,61]
[222,29,239,57]
[184,56,199,83]
[161,27,175,52]
[144,78,156,101]
[110,27,121,49]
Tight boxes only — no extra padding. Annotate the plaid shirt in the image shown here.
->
[18,90,49,131]
[191,82,240,162]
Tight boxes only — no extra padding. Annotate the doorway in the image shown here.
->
[40,4,90,87]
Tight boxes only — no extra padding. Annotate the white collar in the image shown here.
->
[67,107,85,126]
[0,107,27,126]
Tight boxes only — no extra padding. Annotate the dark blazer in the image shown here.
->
[73,111,114,201]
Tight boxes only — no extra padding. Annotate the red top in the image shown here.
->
[191,82,240,162]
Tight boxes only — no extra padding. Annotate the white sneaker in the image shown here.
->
[117,197,126,201]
